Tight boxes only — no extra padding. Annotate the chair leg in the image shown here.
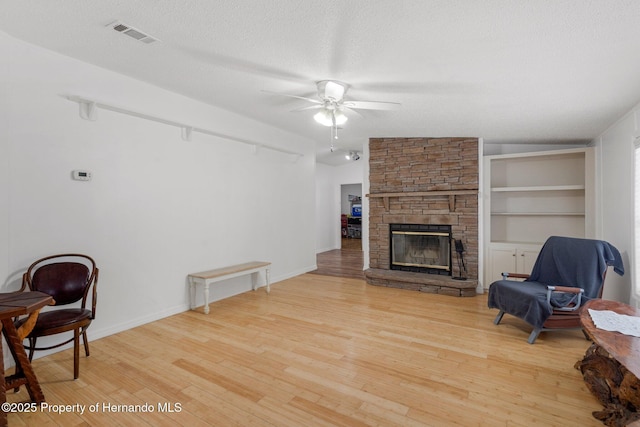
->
[27,337,36,362]
[73,329,80,380]
[82,330,90,357]
[493,311,505,325]
[528,328,542,344]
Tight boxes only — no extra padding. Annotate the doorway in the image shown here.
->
[310,182,364,279]
[341,183,362,251]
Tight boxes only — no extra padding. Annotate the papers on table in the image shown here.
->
[588,309,640,338]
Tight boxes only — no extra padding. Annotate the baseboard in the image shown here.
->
[316,246,339,254]
[92,303,189,340]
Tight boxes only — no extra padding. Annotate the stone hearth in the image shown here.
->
[365,268,477,297]
[366,137,479,297]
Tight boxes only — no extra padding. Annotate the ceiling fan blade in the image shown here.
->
[342,100,401,111]
[290,104,324,112]
[262,90,321,104]
[342,106,364,118]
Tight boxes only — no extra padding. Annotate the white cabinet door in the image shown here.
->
[487,243,542,284]
[518,248,540,275]
[488,246,517,282]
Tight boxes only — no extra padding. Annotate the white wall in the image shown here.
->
[592,101,640,306]
[0,31,317,360]
[314,158,364,253]
[0,36,9,291]
[314,163,336,253]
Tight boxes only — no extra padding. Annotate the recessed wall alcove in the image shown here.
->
[365,137,479,297]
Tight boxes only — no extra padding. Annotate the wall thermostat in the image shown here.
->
[71,170,92,181]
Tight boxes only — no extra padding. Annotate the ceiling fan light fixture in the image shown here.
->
[313,108,348,127]
[313,109,333,126]
[333,110,348,125]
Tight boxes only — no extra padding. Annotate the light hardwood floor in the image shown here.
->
[310,238,364,280]
[8,274,602,426]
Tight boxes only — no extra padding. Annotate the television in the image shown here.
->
[351,204,362,217]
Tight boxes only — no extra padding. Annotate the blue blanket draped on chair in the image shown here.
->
[487,236,624,329]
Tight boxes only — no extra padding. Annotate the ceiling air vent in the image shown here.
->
[107,21,159,44]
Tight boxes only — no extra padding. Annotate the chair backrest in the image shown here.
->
[528,236,624,299]
[24,254,98,312]
[32,262,89,305]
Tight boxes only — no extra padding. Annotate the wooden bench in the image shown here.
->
[188,261,271,314]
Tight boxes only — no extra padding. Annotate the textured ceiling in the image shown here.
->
[2,1,640,165]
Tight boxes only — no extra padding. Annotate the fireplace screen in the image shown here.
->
[390,224,451,275]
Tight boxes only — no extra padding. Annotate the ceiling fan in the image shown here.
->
[266,80,401,140]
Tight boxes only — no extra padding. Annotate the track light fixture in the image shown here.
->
[345,151,360,161]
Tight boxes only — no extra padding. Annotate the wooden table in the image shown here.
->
[0,291,54,427]
[577,299,640,426]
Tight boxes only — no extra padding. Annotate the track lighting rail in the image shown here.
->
[63,95,304,159]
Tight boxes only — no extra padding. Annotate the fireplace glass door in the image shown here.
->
[390,225,451,275]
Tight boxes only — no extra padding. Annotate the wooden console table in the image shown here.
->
[0,291,54,427]
[577,299,640,426]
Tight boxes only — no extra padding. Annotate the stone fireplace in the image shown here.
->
[365,137,479,297]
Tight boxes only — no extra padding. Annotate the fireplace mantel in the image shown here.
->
[367,189,478,211]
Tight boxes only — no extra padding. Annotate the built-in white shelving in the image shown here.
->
[483,147,595,286]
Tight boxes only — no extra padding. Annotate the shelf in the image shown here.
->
[367,189,478,211]
[490,214,586,244]
[367,190,477,198]
[491,185,585,192]
[491,212,585,216]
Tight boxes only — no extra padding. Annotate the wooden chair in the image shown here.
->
[488,236,624,344]
[14,254,99,379]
